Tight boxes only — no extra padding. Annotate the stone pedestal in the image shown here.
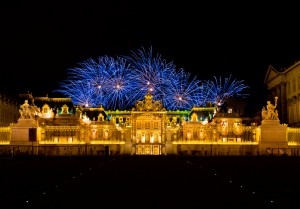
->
[259,119,289,155]
[11,119,38,144]
[124,140,132,155]
[165,140,173,155]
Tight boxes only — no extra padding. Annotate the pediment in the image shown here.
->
[264,65,280,84]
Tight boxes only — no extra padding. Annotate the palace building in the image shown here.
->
[0,93,19,126]
[265,60,300,127]
[0,90,300,157]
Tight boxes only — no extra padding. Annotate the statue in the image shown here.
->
[19,100,35,119]
[19,100,33,119]
[262,97,279,120]
[75,106,82,118]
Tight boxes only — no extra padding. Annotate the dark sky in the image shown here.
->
[1,2,300,114]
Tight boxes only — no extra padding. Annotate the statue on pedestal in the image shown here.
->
[19,100,38,119]
[262,96,279,120]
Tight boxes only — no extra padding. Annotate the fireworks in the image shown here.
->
[55,47,249,110]
[204,75,249,106]
[56,56,136,110]
[164,68,202,110]
[123,46,178,103]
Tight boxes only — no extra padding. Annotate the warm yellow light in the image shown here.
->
[39,141,85,144]
[288,142,300,146]
[90,140,125,144]
[0,141,10,144]
[141,135,145,143]
[150,135,154,143]
[187,131,191,139]
[173,140,258,145]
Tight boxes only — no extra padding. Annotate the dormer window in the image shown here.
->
[61,104,69,114]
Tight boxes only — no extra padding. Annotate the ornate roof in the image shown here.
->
[134,92,165,111]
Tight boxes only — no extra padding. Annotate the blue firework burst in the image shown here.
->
[164,68,202,110]
[104,56,137,110]
[55,47,249,111]
[57,80,98,107]
[205,74,249,106]
[123,46,177,103]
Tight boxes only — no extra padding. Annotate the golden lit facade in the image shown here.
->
[1,92,300,156]
[0,93,19,126]
[265,61,300,126]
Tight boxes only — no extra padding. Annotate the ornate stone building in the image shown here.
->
[265,61,300,126]
[0,93,19,126]
[1,91,299,156]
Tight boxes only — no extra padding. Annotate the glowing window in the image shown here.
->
[193,131,197,138]
[145,122,150,129]
[137,122,141,129]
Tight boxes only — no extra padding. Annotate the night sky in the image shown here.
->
[1,2,300,114]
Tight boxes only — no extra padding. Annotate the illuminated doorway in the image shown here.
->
[137,145,143,155]
[145,145,150,154]
[153,145,160,155]
[135,144,161,155]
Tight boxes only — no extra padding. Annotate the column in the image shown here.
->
[275,85,281,120]
[280,82,287,124]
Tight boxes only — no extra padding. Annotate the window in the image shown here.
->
[287,82,290,94]
[42,104,50,114]
[293,79,296,92]
[193,131,197,139]
[98,113,104,121]
[145,122,150,129]
[61,104,69,114]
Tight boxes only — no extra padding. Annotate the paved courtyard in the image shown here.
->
[1,155,300,209]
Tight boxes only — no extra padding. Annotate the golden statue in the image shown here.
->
[262,97,278,120]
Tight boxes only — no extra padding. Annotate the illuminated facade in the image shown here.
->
[1,92,300,156]
[0,93,19,126]
[265,61,300,126]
